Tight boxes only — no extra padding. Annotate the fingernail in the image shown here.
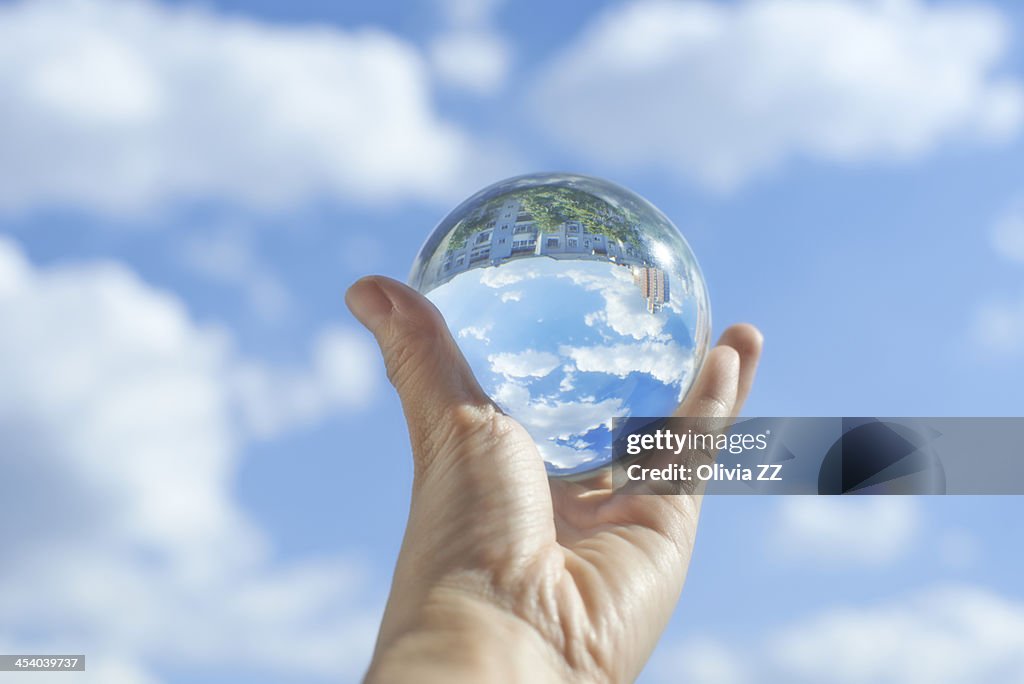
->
[345,277,394,332]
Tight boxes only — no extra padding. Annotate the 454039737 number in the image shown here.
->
[0,655,85,671]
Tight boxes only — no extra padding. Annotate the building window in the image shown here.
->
[499,238,506,244]
[547,238,559,248]
[456,256,465,266]
[584,239,591,248]
[567,238,579,248]
[476,232,491,245]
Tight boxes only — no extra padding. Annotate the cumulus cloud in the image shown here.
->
[492,382,623,467]
[651,585,1024,684]
[480,266,538,288]
[0,236,381,681]
[774,497,920,566]
[559,367,576,392]
[771,585,1024,683]
[531,0,1023,190]
[561,340,694,387]
[430,0,510,94]
[560,266,668,340]
[500,290,522,303]
[430,31,510,94]
[489,348,561,378]
[458,323,493,343]
[0,0,475,214]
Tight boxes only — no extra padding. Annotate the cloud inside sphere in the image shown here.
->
[410,173,710,477]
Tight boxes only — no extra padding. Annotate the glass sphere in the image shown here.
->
[409,173,710,478]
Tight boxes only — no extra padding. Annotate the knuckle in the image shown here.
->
[414,402,511,475]
[697,393,732,419]
[449,402,510,439]
[436,403,510,453]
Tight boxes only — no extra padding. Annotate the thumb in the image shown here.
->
[345,275,497,470]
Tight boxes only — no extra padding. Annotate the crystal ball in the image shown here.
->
[409,173,710,477]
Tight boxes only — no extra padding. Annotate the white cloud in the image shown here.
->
[774,497,920,566]
[972,291,1024,357]
[561,339,694,387]
[0,236,381,681]
[492,381,622,467]
[650,585,1024,684]
[992,200,1024,263]
[458,323,493,343]
[430,0,510,94]
[488,348,560,378]
[560,266,668,341]
[771,585,1024,683]
[430,31,510,94]
[500,289,522,302]
[531,0,1023,190]
[480,266,538,288]
[0,0,475,214]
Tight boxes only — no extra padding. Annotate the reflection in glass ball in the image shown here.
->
[409,173,710,478]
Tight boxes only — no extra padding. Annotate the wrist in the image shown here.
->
[365,591,570,684]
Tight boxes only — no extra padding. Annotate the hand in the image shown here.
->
[346,275,763,684]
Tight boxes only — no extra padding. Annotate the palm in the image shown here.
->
[477,417,709,682]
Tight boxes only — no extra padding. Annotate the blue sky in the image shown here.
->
[1,0,1023,682]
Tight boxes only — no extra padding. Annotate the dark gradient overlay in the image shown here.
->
[610,417,1024,494]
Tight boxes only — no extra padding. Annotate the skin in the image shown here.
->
[346,275,763,684]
